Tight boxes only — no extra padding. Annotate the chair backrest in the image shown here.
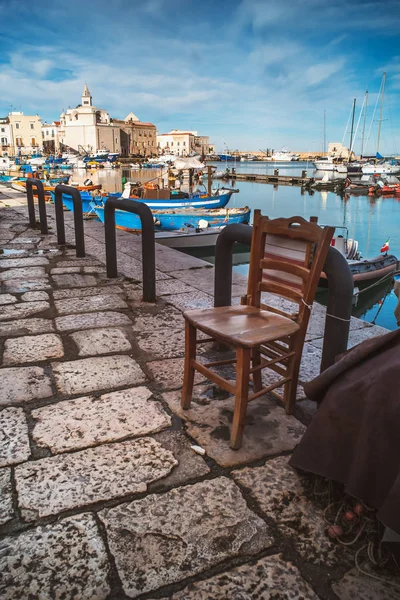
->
[247,211,335,326]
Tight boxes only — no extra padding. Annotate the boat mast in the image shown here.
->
[360,90,368,158]
[376,72,386,155]
[323,109,326,155]
[348,98,356,161]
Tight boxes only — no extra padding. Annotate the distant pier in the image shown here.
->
[224,170,309,186]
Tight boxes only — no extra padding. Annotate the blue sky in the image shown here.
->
[1,0,400,153]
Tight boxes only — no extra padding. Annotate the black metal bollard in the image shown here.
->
[214,224,353,372]
[320,247,353,371]
[104,198,156,302]
[26,179,48,234]
[54,185,85,257]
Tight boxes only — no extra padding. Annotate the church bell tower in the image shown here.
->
[81,83,92,107]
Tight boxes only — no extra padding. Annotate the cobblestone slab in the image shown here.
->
[162,291,214,311]
[232,456,346,566]
[332,567,400,600]
[52,355,146,395]
[2,279,51,293]
[53,284,124,299]
[131,305,184,332]
[32,387,171,453]
[0,514,111,599]
[0,267,46,281]
[172,553,319,599]
[0,257,49,268]
[0,317,54,337]
[3,333,64,365]
[310,324,389,350]
[16,438,178,519]
[99,477,272,597]
[299,342,323,383]
[155,279,200,296]
[169,267,247,298]
[0,366,53,406]
[20,290,49,302]
[55,310,131,332]
[55,294,128,315]
[136,329,187,359]
[149,430,210,491]
[0,294,17,305]
[0,407,30,466]
[0,468,13,525]
[163,387,305,467]
[0,300,50,322]
[148,357,206,389]
[51,273,97,288]
[71,327,131,356]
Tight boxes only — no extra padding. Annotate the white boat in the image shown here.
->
[361,162,400,175]
[155,225,226,249]
[266,149,300,161]
[313,159,347,173]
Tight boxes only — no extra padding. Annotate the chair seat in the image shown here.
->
[184,305,300,347]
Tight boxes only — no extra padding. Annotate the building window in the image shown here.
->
[177,142,180,146]
[31,138,36,146]
[1,137,7,144]
[16,138,22,146]
[0,128,4,133]
[30,123,34,129]
[51,130,54,137]
[15,123,20,129]
[171,142,173,146]
[183,141,186,146]
[84,101,89,105]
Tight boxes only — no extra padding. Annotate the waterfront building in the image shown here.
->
[0,117,12,156]
[157,130,213,157]
[328,142,350,158]
[113,113,157,157]
[59,85,121,155]
[41,121,62,154]
[7,112,42,155]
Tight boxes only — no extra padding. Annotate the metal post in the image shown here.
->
[26,179,48,234]
[54,184,85,256]
[320,247,353,371]
[104,198,156,302]
[214,224,353,371]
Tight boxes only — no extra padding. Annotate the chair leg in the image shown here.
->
[251,347,262,392]
[284,338,302,414]
[230,347,251,450]
[181,321,197,409]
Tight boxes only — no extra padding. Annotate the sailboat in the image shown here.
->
[362,73,400,175]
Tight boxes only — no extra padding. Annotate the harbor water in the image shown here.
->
[73,162,400,331]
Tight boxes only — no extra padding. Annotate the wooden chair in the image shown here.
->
[181,211,334,450]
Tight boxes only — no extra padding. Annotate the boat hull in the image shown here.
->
[92,204,251,231]
[320,254,398,286]
[119,191,233,210]
[155,227,225,249]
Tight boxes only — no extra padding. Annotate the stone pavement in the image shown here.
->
[0,185,397,599]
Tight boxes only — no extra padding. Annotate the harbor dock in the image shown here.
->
[0,183,395,600]
[226,171,309,185]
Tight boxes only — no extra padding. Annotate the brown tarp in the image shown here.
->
[289,329,400,535]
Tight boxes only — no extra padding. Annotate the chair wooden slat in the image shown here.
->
[258,280,304,304]
[260,258,310,281]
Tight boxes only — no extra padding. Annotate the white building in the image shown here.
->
[157,129,212,157]
[59,85,121,154]
[42,121,62,154]
[328,142,350,159]
[0,117,12,156]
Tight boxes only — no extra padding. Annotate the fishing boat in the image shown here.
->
[362,161,400,175]
[154,226,226,249]
[313,159,347,173]
[11,180,101,196]
[120,181,237,210]
[320,232,398,286]
[91,203,251,232]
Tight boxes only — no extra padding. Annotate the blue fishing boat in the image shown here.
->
[120,182,236,210]
[49,186,109,213]
[91,202,251,231]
